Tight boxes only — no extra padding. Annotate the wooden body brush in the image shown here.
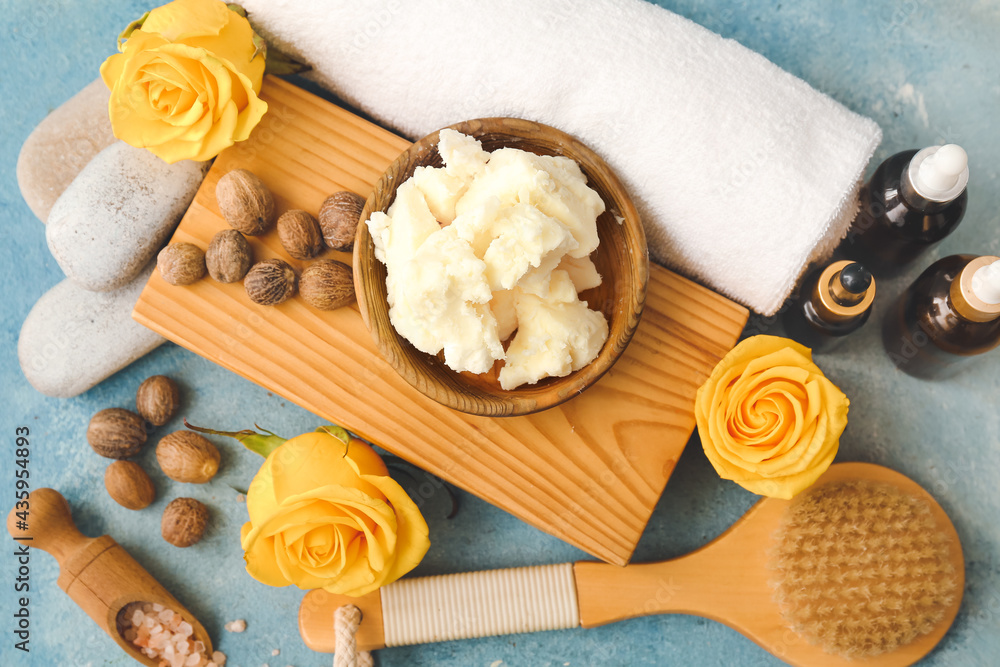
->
[299,463,964,666]
[6,488,213,666]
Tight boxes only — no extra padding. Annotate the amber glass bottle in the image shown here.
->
[844,145,968,275]
[784,260,876,351]
[883,255,1000,379]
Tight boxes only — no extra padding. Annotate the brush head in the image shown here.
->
[770,480,960,659]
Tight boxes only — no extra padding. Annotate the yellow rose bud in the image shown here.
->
[694,335,849,499]
[240,432,430,598]
[100,0,267,163]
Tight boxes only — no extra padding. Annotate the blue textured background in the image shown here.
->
[2,1,999,666]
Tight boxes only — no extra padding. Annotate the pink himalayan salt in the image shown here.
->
[224,619,246,633]
[121,603,212,667]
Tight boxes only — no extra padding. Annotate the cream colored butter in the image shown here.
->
[367,129,608,389]
[499,271,609,390]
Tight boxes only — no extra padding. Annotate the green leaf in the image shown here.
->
[231,2,311,73]
[263,47,312,76]
[184,419,286,458]
[251,33,267,62]
[118,10,150,50]
[315,424,352,453]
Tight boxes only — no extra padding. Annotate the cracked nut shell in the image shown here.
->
[157,242,206,286]
[156,431,220,484]
[104,461,156,510]
[161,497,209,547]
[216,168,275,235]
[245,258,297,305]
[318,191,365,250]
[206,229,252,283]
[87,408,147,459]
[277,209,324,260]
[300,259,355,310]
[136,375,180,427]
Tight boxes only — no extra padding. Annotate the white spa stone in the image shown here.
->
[46,141,208,292]
[17,78,118,223]
[18,262,165,398]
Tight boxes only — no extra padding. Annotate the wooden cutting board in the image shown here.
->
[133,76,748,566]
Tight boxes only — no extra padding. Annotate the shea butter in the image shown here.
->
[367,130,608,389]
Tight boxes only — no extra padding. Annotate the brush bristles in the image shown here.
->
[770,480,958,658]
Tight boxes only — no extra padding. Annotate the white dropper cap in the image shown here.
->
[972,259,1000,305]
[910,144,969,202]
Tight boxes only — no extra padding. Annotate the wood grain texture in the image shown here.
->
[6,489,212,666]
[132,76,748,566]
[299,463,964,667]
[299,588,385,653]
[355,117,649,416]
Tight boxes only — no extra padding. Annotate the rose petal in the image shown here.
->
[361,473,432,586]
[230,82,267,141]
[106,21,265,163]
[738,435,839,499]
[727,377,806,452]
[241,522,292,588]
[695,335,849,498]
[100,52,126,90]
[182,25,263,97]
[111,49,210,148]
[245,485,401,594]
[243,428,429,597]
[168,98,236,162]
[287,524,334,568]
[247,434,387,526]
[749,379,842,478]
[142,0,265,97]
[141,0,230,42]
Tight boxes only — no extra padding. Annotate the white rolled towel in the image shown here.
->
[239,0,881,315]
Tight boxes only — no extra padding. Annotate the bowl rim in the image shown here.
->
[353,117,649,417]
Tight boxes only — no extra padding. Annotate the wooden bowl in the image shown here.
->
[354,118,648,417]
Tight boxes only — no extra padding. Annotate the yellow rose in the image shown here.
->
[240,432,430,597]
[100,0,267,163]
[694,335,849,499]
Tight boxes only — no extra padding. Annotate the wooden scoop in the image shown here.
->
[299,463,964,666]
[7,488,212,666]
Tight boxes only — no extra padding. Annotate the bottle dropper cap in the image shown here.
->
[909,144,969,202]
[838,263,872,297]
[972,259,1000,305]
[951,256,1000,323]
[814,260,876,323]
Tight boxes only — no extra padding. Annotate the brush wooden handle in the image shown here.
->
[573,493,780,631]
[7,489,212,667]
[299,463,964,667]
